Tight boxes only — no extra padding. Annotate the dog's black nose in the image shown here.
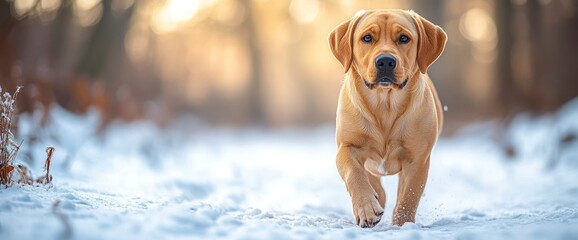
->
[375,54,396,73]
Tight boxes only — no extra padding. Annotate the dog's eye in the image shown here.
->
[362,34,373,43]
[399,34,410,44]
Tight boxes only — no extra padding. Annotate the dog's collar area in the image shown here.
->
[364,79,374,89]
[363,79,408,90]
[398,79,408,89]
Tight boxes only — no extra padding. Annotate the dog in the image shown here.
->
[328,9,447,227]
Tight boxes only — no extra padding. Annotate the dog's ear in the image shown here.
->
[410,12,447,74]
[328,11,366,73]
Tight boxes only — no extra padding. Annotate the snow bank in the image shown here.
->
[1,99,578,240]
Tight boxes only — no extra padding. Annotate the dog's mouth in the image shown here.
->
[363,78,408,90]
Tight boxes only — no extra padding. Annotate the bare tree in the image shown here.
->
[240,0,265,125]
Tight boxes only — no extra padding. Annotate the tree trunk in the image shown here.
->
[240,0,265,125]
[495,0,518,116]
[75,0,113,79]
[526,0,546,113]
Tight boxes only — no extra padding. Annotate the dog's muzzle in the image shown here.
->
[363,54,407,90]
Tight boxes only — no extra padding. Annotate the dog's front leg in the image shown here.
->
[392,155,430,226]
[337,145,384,228]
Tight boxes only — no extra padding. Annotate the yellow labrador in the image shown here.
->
[328,9,447,227]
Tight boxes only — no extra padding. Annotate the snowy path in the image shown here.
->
[1,104,578,240]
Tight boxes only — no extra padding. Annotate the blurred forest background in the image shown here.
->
[0,0,577,133]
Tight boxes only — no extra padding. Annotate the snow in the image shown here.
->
[1,99,578,240]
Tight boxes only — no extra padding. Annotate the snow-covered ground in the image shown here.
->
[1,100,578,240]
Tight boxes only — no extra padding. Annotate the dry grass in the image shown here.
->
[0,85,55,187]
[0,86,21,186]
[36,147,54,185]
[16,164,33,185]
[15,147,55,186]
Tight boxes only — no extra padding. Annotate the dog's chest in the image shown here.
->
[364,157,402,176]
[359,122,408,177]
[362,140,406,177]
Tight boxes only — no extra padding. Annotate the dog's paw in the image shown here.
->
[352,191,384,228]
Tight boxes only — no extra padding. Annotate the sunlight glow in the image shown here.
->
[289,0,320,24]
[125,24,150,63]
[76,0,100,10]
[74,0,103,27]
[459,8,496,43]
[151,0,202,34]
[459,7,497,63]
[212,0,245,26]
[40,0,61,12]
[38,0,61,22]
[13,0,37,18]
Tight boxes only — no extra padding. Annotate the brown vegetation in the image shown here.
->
[0,86,21,186]
[0,85,55,186]
[36,147,54,185]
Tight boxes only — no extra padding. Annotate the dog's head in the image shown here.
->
[329,9,447,90]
